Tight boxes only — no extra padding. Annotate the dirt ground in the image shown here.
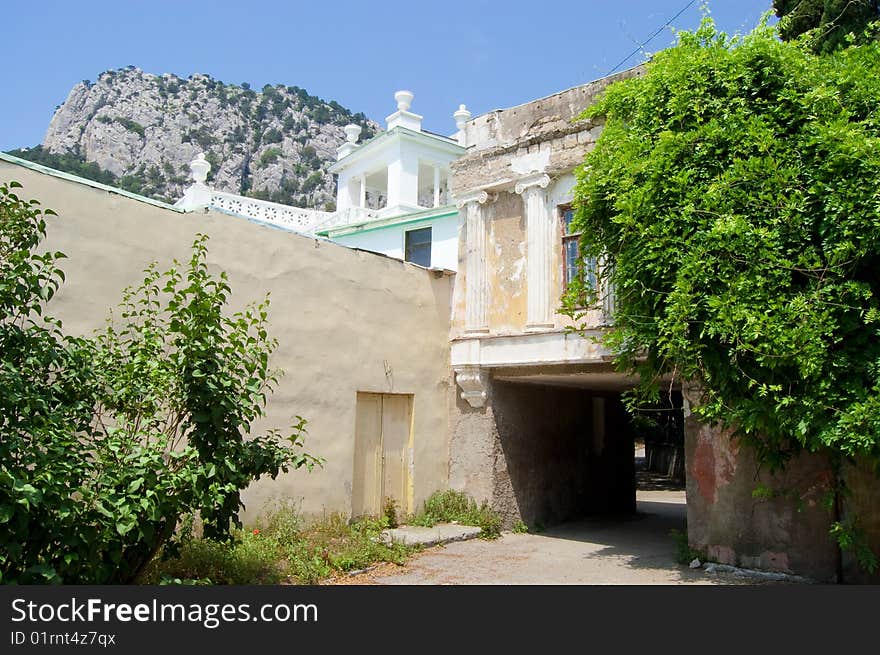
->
[329,453,790,585]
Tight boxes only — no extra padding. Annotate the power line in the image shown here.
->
[605,0,698,76]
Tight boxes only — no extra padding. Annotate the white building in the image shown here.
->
[176,91,468,271]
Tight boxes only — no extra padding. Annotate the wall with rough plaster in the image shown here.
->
[684,405,880,583]
[2,159,455,524]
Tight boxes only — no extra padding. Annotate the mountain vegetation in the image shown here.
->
[7,67,378,208]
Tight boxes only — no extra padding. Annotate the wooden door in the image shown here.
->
[352,393,413,518]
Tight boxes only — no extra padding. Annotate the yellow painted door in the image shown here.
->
[381,394,413,515]
[352,393,413,518]
[352,393,383,518]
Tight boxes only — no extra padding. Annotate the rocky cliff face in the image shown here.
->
[36,67,379,207]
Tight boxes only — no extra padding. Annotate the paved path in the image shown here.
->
[342,489,772,585]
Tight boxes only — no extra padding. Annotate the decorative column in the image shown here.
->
[456,190,491,334]
[515,173,553,330]
[433,166,441,207]
[358,175,367,208]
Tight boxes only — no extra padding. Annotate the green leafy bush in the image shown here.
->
[0,186,319,583]
[565,17,880,569]
[114,117,145,137]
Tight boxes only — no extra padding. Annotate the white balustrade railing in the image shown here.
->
[310,206,379,232]
[209,191,334,233]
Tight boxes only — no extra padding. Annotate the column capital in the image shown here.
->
[514,173,551,195]
[454,189,492,208]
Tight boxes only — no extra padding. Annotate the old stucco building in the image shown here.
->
[446,69,646,528]
[4,67,879,582]
[445,69,879,583]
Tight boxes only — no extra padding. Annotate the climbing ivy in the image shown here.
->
[564,18,880,569]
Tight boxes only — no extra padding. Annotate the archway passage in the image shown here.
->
[488,370,686,531]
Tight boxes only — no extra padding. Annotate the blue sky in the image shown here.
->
[2,1,776,151]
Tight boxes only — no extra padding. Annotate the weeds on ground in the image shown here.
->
[670,528,708,566]
[409,490,502,539]
[512,520,529,534]
[383,497,399,529]
[140,505,413,585]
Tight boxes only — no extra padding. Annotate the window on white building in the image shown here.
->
[405,226,432,267]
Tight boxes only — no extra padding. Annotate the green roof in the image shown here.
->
[318,205,457,238]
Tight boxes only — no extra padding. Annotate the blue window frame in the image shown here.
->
[405,226,432,267]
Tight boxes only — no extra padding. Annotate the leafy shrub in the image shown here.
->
[670,529,708,566]
[262,128,283,144]
[0,190,320,584]
[512,520,529,534]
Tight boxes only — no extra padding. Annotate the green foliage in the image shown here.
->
[182,127,218,150]
[114,117,145,137]
[670,529,709,566]
[565,18,880,568]
[512,520,529,534]
[0,190,319,583]
[258,147,283,168]
[774,0,879,53]
[262,128,283,144]
[382,497,399,529]
[830,518,879,573]
[143,506,412,584]
[410,490,502,539]
[6,146,117,186]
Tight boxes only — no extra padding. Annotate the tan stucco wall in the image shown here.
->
[1,160,454,523]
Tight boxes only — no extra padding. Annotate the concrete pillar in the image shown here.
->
[515,174,553,330]
[433,166,441,208]
[359,175,366,208]
[456,190,491,333]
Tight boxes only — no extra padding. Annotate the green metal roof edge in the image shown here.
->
[0,151,184,212]
[328,126,465,173]
[318,205,458,237]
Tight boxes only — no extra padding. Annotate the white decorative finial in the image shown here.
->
[343,124,362,144]
[190,152,210,184]
[395,90,414,112]
[454,104,471,132]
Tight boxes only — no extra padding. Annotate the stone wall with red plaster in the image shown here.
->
[684,409,840,582]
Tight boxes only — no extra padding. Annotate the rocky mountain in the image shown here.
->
[9,67,379,208]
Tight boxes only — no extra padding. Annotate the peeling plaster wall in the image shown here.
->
[3,161,455,524]
[450,67,644,339]
[684,402,880,582]
[486,192,527,333]
[454,67,645,186]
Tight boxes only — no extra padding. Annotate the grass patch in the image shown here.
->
[140,505,413,585]
[409,490,502,539]
[670,528,709,566]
